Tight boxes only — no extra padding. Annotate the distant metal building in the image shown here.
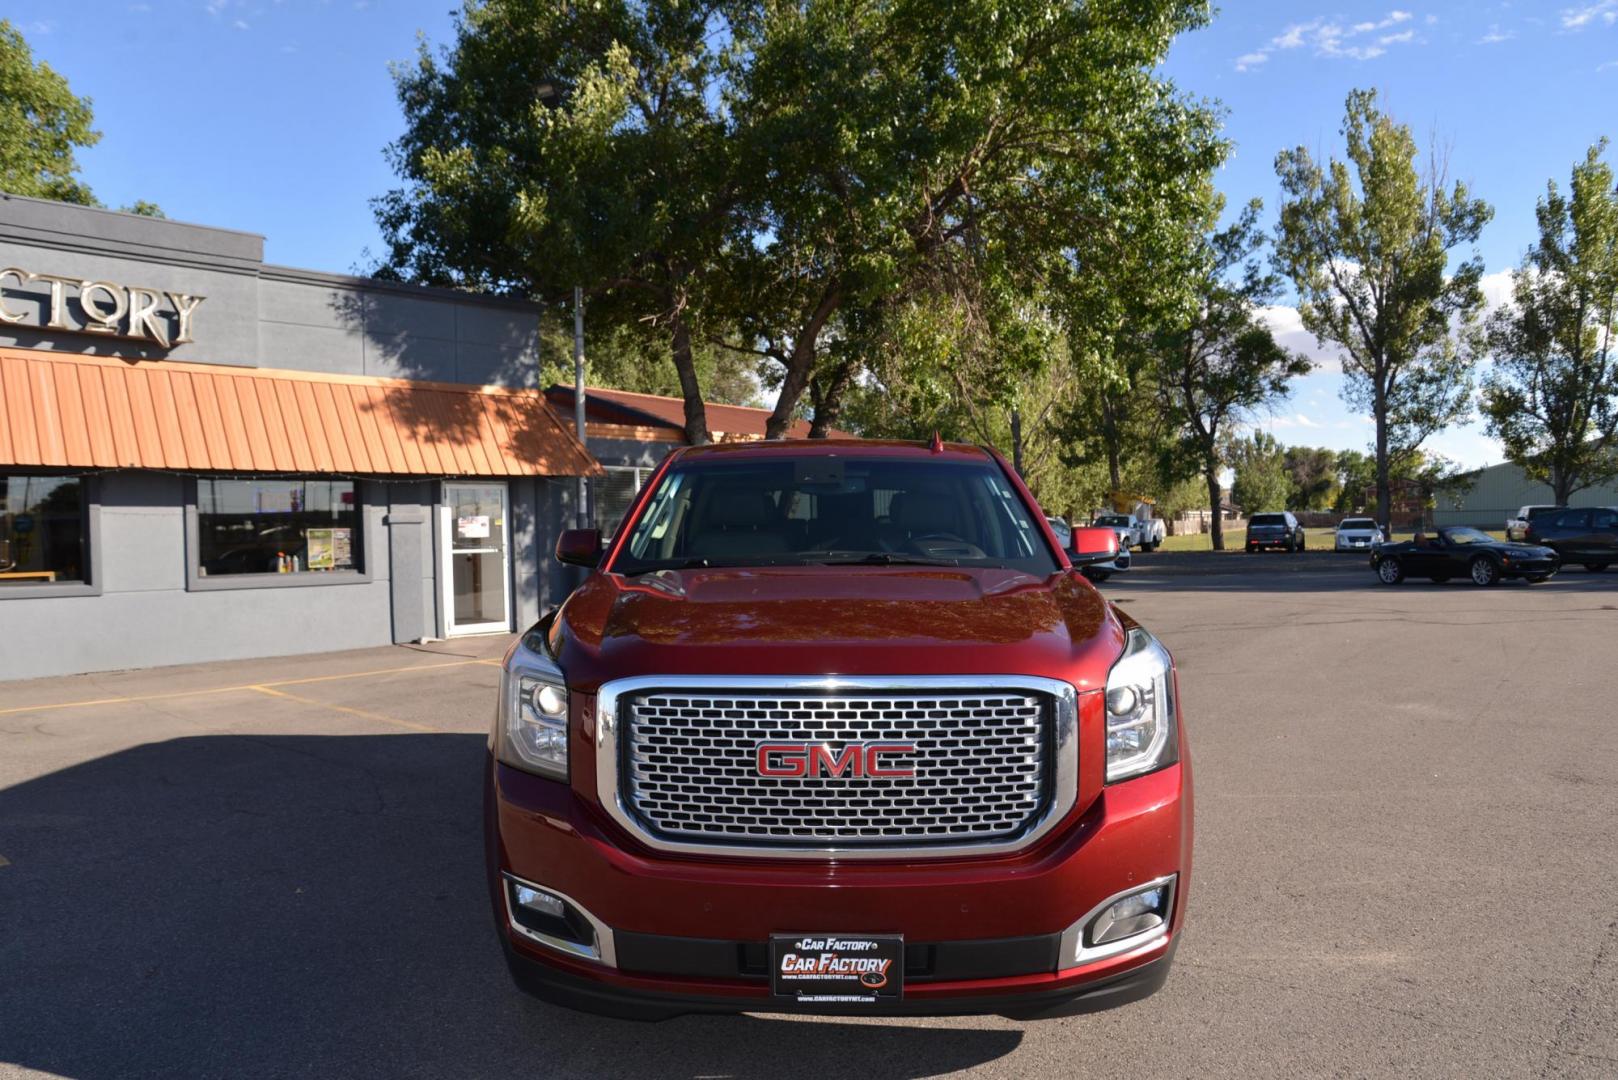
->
[1434,461,1618,527]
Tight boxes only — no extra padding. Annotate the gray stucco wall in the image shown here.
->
[0,472,399,681]
[0,194,541,386]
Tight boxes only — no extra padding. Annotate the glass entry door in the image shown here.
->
[442,482,511,635]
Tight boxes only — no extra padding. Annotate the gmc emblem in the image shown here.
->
[755,742,918,779]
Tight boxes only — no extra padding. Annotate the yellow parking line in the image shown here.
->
[0,657,499,717]
[247,685,439,733]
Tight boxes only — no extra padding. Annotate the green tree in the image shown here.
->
[375,0,744,443]
[538,319,760,406]
[1274,89,1492,528]
[1284,446,1340,510]
[1333,449,1375,512]
[1481,142,1618,504]
[0,18,99,204]
[1227,431,1290,514]
[727,0,1223,439]
[1160,199,1309,549]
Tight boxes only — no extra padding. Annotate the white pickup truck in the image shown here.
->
[1094,513,1166,552]
[1506,505,1563,541]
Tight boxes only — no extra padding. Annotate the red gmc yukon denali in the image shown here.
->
[485,439,1191,1019]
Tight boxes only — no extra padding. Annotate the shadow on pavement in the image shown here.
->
[0,734,1022,1079]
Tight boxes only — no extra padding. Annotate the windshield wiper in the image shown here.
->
[620,557,711,577]
[808,552,962,567]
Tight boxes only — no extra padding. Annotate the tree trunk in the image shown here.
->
[765,282,842,440]
[807,359,856,438]
[669,309,710,445]
[1552,464,1572,506]
[1010,407,1025,477]
[1205,463,1225,552]
[1374,386,1391,529]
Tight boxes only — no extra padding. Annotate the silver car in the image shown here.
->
[1334,517,1384,552]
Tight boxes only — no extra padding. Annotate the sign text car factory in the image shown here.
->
[0,268,204,349]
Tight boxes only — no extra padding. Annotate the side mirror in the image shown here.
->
[1069,526,1119,566]
[555,528,603,568]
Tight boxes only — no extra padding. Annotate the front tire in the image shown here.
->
[1470,556,1501,587]
[1376,558,1405,585]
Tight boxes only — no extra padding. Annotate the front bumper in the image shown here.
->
[1335,536,1377,550]
[486,753,1190,1019]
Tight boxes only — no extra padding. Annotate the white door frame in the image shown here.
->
[440,480,512,636]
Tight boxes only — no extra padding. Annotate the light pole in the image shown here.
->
[573,286,589,529]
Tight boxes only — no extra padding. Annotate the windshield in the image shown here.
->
[1340,519,1376,530]
[612,456,1060,576]
[1250,514,1286,526]
[1095,515,1129,526]
[1443,527,1493,546]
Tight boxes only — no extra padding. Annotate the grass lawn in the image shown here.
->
[1153,526,1508,553]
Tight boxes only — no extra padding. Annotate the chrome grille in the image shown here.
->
[622,689,1050,846]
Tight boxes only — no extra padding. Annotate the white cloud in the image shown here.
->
[1258,304,1350,373]
[1600,59,1618,71]
[1479,269,1515,312]
[1561,2,1618,30]
[233,18,250,30]
[1236,10,1425,72]
[1477,25,1515,44]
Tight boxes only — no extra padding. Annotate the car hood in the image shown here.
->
[553,565,1125,691]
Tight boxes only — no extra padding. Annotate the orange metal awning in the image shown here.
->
[0,348,601,478]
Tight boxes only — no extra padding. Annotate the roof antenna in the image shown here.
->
[928,431,945,454]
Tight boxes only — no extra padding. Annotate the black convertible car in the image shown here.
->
[1370,527,1560,586]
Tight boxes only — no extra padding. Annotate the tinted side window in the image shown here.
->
[1554,509,1591,529]
[1592,509,1618,530]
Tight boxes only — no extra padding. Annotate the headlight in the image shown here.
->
[1104,627,1179,783]
[499,645,570,780]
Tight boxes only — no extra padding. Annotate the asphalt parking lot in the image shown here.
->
[2,554,1616,1079]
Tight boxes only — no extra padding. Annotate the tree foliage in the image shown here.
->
[1481,141,1618,503]
[1273,89,1492,527]
[0,19,99,205]
[1283,446,1340,510]
[1227,431,1289,514]
[1158,199,1308,548]
[375,0,744,442]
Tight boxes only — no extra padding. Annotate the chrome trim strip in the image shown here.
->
[1057,873,1177,970]
[595,674,1079,861]
[502,872,618,968]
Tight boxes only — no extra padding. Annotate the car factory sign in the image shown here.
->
[0,267,203,349]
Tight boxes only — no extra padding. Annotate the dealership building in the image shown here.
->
[0,194,608,681]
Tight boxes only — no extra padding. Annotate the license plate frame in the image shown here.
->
[770,933,904,1003]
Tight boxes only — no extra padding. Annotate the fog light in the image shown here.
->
[1089,883,1169,947]
[512,883,567,919]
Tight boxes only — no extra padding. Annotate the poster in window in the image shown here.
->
[305,529,336,570]
[457,515,490,539]
[331,527,353,569]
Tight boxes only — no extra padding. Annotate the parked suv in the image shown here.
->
[1525,506,1618,571]
[1246,512,1305,552]
[489,440,1191,1019]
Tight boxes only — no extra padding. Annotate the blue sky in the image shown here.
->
[10,1,1618,468]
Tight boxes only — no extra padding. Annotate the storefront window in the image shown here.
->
[594,466,652,536]
[196,479,361,576]
[1,475,86,586]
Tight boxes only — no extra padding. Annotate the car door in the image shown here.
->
[1548,509,1591,559]
[1590,508,1618,563]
